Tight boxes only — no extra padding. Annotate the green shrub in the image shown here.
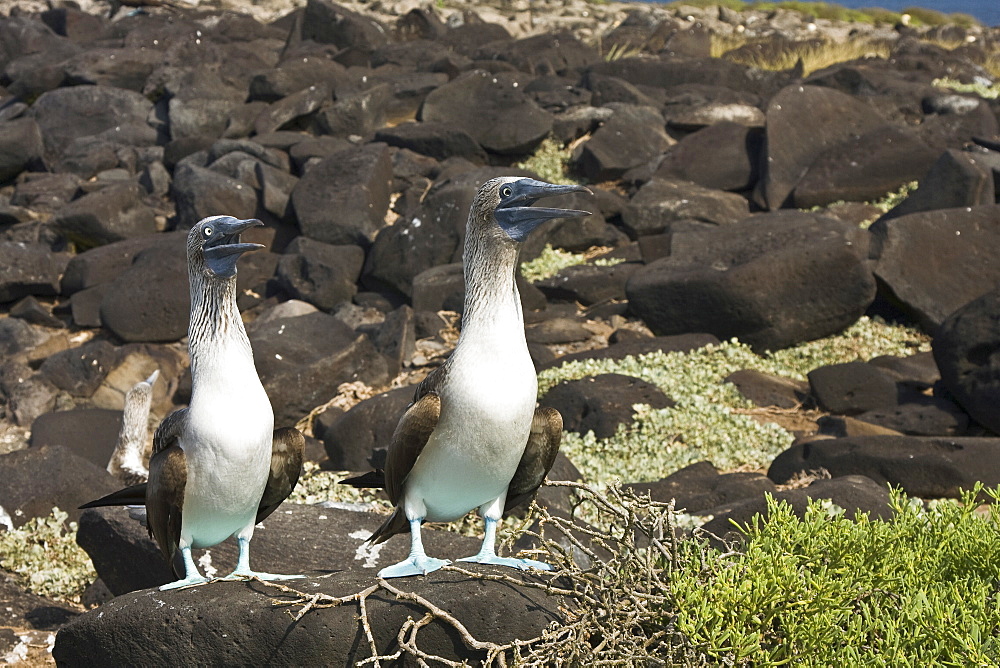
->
[670,486,1000,665]
[0,508,96,603]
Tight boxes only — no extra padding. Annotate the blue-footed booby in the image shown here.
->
[107,369,159,486]
[81,216,305,590]
[343,177,590,578]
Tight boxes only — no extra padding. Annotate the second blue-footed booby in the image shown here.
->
[343,177,590,578]
[107,369,159,486]
[82,216,304,590]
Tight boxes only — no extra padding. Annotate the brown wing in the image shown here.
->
[504,407,562,514]
[152,408,187,456]
[256,427,305,523]
[384,392,441,505]
[146,444,187,576]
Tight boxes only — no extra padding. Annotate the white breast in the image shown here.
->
[181,345,274,548]
[404,332,537,522]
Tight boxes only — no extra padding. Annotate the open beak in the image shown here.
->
[494,179,592,242]
[203,217,264,277]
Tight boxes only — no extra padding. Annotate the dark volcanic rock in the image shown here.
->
[61,232,186,295]
[374,122,487,163]
[574,104,672,182]
[853,396,969,437]
[724,369,810,409]
[37,339,117,397]
[0,117,44,183]
[768,436,1000,498]
[758,84,886,209]
[51,183,157,248]
[0,445,118,528]
[626,461,776,514]
[275,237,365,311]
[249,311,391,426]
[100,240,189,343]
[27,84,154,166]
[55,557,561,666]
[934,288,1000,434]
[535,262,640,306]
[543,373,674,439]
[474,32,597,76]
[302,0,389,54]
[621,177,750,236]
[29,408,123,469]
[807,362,899,416]
[655,121,761,192]
[880,149,996,220]
[74,503,483,594]
[0,241,68,303]
[0,572,79,632]
[420,69,553,155]
[870,205,1000,330]
[626,213,876,351]
[171,163,259,231]
[291,143,392,247]
[700,475,894,541]
[320,386,413,469]
[524,317,592,345]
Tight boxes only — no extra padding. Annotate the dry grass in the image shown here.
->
[712,34,892,75]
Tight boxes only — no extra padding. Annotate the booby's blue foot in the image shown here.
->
[159,575,211,590]
[221,570,305,582]
[378,555,451,579]
[457,553,553,571]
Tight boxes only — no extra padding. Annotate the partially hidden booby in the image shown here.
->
[81,216,305,590]
[343,177,590,578]
[107,369,159,486]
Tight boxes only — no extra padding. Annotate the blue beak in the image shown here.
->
[203,217,264,278]
[494,179,592,242]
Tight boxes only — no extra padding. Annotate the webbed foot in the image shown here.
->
[159,575,211,591]
[456,554,553,571]
[378,555,450,578]
[221,570,305,582]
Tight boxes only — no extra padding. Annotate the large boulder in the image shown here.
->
[75,503,483,595]
[933,288,1000,434]
[757,84,886,209]
[420,70,553,155]
[574,104,672,182]
[50,183,157,249]
[625,460,777,514]
[655,121,761,192]
[319,386,414,470]
[248,311,391,425]
[542,373,674,439]
[0,241,68,303]
[290,143,392,247]
[99,240,189,343]
[55,563,562,666]
[768,436,1000,498]
[0,445,119,527]
[870,205,1000,330]
[621,177,750,237]
[626,213,876,351]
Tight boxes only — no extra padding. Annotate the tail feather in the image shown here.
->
[79,483,147,509]
[340,470,385,489]
[369,507,410,545]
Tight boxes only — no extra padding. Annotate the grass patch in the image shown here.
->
[538,317,930,483]
[671,486,1000,664]
[513,137,577,186]
[714,35,892,75]
[0,508,96,603]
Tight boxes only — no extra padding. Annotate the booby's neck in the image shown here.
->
[459,225,523,342]
[187,270,253,376]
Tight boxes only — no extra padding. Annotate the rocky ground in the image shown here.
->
[1,0,1000,664]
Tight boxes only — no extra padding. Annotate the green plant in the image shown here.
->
[0,508,96,603]
[671,486,1000,664]
[513,137,577,186]
[933,77,1000,100]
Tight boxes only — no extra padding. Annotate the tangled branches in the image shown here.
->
[257,481,710,666]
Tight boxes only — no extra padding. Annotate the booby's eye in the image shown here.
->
[203,227,213,237]
[500,186,512,198]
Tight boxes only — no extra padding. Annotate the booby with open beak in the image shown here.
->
[343,177,589,578]
[82,216,304,590]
